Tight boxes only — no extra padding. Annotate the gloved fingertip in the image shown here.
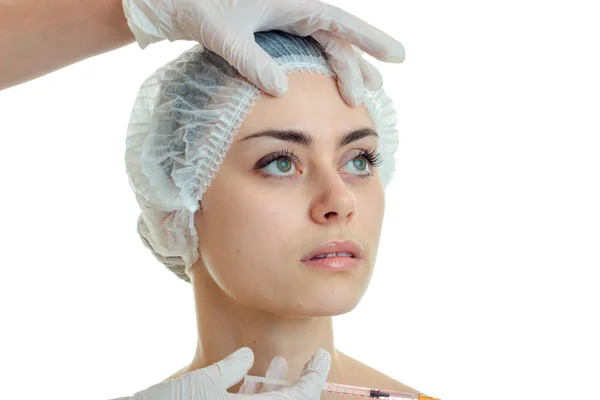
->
[232,347,254,359]
[269,73,289,97]
[224,347,254,374]
[266,356,288,377]
[366,77,383,92]
[238,39,289,97]
[339,82,364,107]
[359,59,384,92]
[349,93,364,107]
[307,348,331,371]
[387,43,406,63]
[206,347,255,390]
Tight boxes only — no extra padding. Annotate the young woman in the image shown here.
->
[125,31,426,398]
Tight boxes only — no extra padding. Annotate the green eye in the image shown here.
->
[353,156,368,171]
[277,158,292,172]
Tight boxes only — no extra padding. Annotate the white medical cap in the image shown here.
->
[125,31,398,283]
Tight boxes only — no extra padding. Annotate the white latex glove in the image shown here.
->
[238,354,289,394]
[121,0,405,106]
[117,347,330,400]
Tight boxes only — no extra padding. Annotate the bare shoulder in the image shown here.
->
[337,351,425,396]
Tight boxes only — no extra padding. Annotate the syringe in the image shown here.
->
[244,375,440,400]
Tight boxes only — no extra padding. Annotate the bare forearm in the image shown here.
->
[0,0,135,89]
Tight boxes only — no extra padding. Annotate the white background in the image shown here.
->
[0,1,598,399]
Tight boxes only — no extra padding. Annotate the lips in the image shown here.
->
[301,240,364,262]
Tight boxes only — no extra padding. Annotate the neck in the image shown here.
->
[185,264,345,392]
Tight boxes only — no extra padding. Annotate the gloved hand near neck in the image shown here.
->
[120,347,330,400]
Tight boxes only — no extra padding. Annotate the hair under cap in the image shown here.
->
[125,31,398,283]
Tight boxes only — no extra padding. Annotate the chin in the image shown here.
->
[272,297,363,318]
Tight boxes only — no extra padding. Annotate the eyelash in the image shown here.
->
[254,147,384,180]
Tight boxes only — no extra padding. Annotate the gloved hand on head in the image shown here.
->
[115,347,330,400]
[121,0,405,106]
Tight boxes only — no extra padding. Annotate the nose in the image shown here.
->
[309,172,356,225]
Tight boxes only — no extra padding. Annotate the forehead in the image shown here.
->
[236,73,375,142]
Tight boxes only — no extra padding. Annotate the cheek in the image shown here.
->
[197,190,307,305]
[197,180,301,276]
[358,187,385,230]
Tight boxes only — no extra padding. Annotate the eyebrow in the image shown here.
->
[238,127,378,148]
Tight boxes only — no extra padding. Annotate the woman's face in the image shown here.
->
[193,72,385,317]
